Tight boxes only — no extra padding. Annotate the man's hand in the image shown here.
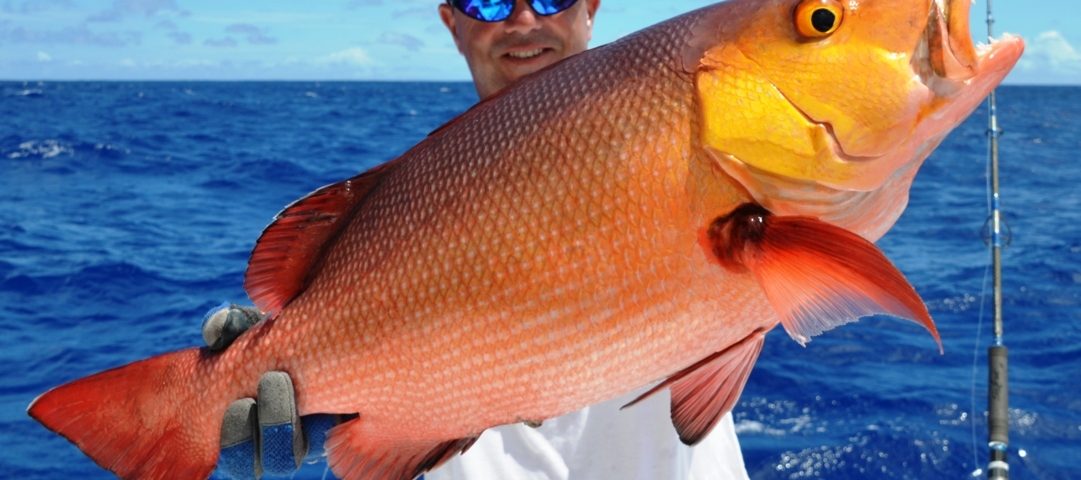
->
[203,305,341,479]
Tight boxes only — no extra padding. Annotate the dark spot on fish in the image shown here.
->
[707,203,771,272]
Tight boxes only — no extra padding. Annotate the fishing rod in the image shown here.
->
[984,0,1009,479]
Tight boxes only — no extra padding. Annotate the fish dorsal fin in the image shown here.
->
[326,417,479,480]
[244,161,398,315]
[707,204,943,351]
[623,330,765,445]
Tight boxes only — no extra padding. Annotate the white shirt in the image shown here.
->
[428,387,749,480]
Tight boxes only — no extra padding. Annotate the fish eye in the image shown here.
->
[794,0,844,38]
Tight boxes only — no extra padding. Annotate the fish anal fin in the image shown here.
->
[623,330,765,445]
[244,160,398,314]
[749,215,942,352]
[326,417,479,480]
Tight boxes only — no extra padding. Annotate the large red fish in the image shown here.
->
[30,0,1023,478]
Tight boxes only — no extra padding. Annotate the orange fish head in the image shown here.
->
[690,0,1023,211]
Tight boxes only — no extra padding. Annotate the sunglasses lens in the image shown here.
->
[529,0,578,16]
[452,0,579,22]
[453,0,514,22]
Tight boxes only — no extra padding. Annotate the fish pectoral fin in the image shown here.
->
[706,204,942,352]
[622,330,765,445]
[325,417,479,480]
[245,159,401,315]
[749,216,943,351]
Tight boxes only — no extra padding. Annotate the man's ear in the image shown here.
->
[585,0,600,41]
[438,4,463,53]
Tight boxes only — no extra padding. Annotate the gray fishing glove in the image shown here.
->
[203,304,341,479]
[202,303,264,352]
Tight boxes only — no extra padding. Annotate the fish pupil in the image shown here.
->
[811,9,836,33]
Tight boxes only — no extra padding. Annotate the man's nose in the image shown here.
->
[503,0,540,34]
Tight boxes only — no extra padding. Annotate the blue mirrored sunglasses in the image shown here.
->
[447,0,580,23]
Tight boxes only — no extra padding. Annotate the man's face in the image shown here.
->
[440,0,600,99]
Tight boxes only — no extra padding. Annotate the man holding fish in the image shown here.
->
[29,0,1023,478]
[205,1,749,478]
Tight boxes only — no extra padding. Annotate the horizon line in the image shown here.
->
[1,78,1075,87]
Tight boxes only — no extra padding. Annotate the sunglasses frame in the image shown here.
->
[446,0,580,23]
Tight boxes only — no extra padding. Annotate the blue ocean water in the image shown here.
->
[0,81,1077,480]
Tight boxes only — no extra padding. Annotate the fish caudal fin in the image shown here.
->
[708,204,942,351]
[326,417,478,480]
[28,348,218,479]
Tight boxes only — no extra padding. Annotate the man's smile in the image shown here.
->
[506,47,548,59]
[500,44,556,62]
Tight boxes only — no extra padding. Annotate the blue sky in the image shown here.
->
[1,0,1077,84]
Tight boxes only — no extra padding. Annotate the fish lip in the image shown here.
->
[915,0,1025,95]
[916,0,979,88]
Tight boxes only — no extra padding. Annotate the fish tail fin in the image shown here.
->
[28,348,219,479]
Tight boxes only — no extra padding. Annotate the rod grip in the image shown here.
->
[988,345,1009,445]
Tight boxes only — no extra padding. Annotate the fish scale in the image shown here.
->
[261,8,713,419]
[278,44,740,435]
[260,10,727,427]
[29,1,1021,478]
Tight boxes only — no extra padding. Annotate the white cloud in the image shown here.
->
[377,31,424,51]
[173,59,215,67]
[1019,30,1081,74]
[224,23,276,45]
[0,23,142,46]
[317,47,372,66]
[3,0,76,14]
[87,0,188,22]
[204,36,237,47]
[36,50,51,61]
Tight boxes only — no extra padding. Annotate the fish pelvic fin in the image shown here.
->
[245,159,400,315]
[27,348,218,479]
[326,417,479,480]
[623,330,765,445]
[706,204,943,352]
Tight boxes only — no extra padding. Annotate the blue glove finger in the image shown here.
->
[260,421,298,475]
[301,414,341,460]
[219,399,259,480]
[258,372,305,476]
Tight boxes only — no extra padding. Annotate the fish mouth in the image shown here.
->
[914,0,1024,94]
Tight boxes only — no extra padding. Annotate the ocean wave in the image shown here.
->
[5,139,73,160]
[90,142,129,159]
[2,138,131,164]
[1,261,171,298]
[5,88,44,98]
[752,426,960,479]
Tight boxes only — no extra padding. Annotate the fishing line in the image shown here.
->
[972,63,994,475]
[969,260,991,477]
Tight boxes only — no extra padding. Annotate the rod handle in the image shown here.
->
[988,345,1009,444]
